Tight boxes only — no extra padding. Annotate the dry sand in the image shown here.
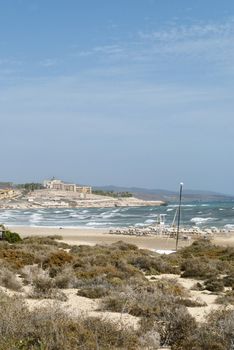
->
[9,226,193,250]
[9,226,234,250]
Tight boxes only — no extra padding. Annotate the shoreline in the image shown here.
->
[9,225,234,250]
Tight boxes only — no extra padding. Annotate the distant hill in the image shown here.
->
[93,185,234,203]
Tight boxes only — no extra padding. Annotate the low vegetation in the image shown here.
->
[16,182,44,191]
[93,189,133,197]
[0,232,233,349]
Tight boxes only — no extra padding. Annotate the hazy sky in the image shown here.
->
[1,0,234,194]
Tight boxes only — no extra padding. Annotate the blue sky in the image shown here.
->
[1,0,234,194]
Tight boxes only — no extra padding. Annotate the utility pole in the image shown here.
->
[176,182,183,251]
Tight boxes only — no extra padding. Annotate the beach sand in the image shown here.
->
[8,226,234,250]
[9,226,192,250]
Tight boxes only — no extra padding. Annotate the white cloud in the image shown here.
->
[72,18,234,75]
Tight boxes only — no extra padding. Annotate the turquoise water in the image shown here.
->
[0,201,234,229]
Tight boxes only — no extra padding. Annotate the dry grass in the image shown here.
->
[0,267,22,291]
[0,291,140,349]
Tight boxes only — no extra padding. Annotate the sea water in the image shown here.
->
[0,201,234,230]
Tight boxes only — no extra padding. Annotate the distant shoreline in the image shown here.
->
[0,189,165,210]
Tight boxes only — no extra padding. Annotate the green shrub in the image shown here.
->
[2,230,22,243]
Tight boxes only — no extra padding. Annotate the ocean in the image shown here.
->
[0,201,234,230]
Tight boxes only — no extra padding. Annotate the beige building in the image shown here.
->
[43,179,92,194]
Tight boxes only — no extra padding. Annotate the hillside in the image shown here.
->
[94,185,234,203]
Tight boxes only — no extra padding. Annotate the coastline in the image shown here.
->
[0,190,165,210]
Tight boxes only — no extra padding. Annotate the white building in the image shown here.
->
[43,179,92,194]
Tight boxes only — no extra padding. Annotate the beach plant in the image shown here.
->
[173,307,234,350]
[204,277,224,293]
[180,257,219,279]
[77,285,109,299]
[0,266,22,291]
[0,227,22,243]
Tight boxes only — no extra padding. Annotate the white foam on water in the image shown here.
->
[86,222,110,226]
[100,211,116,219]
[190,217,214,225]
[134,223,145,227]
[29,213,43,224]
[144,219,156,224]
[112,209,120,213]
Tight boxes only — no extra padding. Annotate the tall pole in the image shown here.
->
[176,182,183,251]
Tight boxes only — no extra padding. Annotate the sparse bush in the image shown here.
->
[176,297,207,307]
[204,277,224,293]
[53,265,79,288]
[181,258,218,279]
[222,273,234,288]
[25,267,68,301]
[180,308,234,350]
[139,305,197,349]
[0,291,32,348]
[0,267,22,291]
[153,278,189,298]
[130,255,179,275]
[139,329,161,349]
[179,326,227,350]
[78,285,109,299]
[216,290,234,305]
[102,280,189,318]
[24,234,63,242]
[0,291,140,349]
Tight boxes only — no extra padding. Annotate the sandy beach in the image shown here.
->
[9,226,193,250]
[9,225,234,250]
